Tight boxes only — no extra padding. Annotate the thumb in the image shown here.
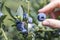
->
[42,19,60,28]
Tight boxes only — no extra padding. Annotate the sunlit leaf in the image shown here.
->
[16,5,23,21]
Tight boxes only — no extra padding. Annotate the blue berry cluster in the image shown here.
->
[16,20,27,34]
[37,13,46,21]
[23,12,33,23]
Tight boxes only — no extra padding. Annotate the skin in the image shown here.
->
[38,0,60,28]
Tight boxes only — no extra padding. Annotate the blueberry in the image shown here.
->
[0,12,3,17]
[21,22,27,33]
[22,28,28,34]
[37,13,46,21]
[28,17,33,23]
[22,29,27,33]
[23,13,28,19]
[16,20,27,33]
[16,21,23,31]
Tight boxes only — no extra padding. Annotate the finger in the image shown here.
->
[42,19,60,28]
[50,0,54,1]
[38,2,58,14]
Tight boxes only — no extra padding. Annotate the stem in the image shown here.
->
[1,28,8,40]
[27,1,30,15]
[32,32,35,40]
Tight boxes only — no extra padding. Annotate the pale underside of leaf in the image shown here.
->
[16,5,23,21]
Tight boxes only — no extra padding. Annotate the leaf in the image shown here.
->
[0,15,7,22]
[5,6,16,20]
[16,5,23,21]
[10,9,16,16]
[29,11,38,25]
[8,19,15,23]
[1,0,5,11]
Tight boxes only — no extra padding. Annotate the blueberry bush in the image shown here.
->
[0,0,60,40]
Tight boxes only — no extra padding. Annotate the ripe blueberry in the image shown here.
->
[37,13,46,21]
[0,12,3,17]
[16,20,27,34]
[28,17,33,23]
[23,13,28,19]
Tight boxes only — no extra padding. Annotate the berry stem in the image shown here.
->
[0,28,8,40]
[27,1,30,15]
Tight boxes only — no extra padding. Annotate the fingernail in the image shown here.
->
[43,21,49,25]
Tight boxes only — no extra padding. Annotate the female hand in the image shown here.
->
[38,0,60,28]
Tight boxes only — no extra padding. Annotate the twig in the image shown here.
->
[1,28,8,40]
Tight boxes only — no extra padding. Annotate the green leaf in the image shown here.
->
[29,11,38,25]
[8,19,15,23]
[16,5,23,21]
[5,6,16,20]
[0,15,7,22]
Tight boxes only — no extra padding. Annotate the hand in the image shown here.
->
[42,19,60,28]
[38,0,60,14]
[38,0,60,28]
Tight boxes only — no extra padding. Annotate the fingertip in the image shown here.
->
[38,8,49,14]
[38,8,46,12]
[42,20,49,26]
[38,9,42,13]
